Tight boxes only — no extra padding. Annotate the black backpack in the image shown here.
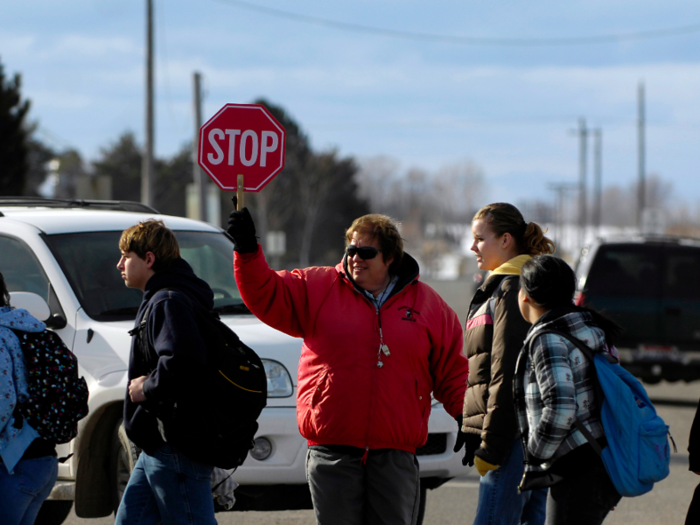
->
[12,329,90,444]
[133,293,267,469]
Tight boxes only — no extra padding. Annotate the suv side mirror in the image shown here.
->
[9,292,51,322]
[46,313,68,330]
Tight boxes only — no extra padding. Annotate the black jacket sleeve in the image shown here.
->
[689,398,700,472]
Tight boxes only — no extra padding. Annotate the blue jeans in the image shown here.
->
[474,440,547,525]
[115,443,216,525]
[0,455,58,525]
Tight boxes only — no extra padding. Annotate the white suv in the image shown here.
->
[0,198,465,525]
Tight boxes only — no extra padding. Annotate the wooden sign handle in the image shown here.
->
[236,175,244,210]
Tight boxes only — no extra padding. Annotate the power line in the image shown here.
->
[210,0,700,47]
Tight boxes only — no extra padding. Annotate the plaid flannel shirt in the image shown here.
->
[514,311,608,471]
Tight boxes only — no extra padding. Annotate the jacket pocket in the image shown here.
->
[638,419,670,484]
[310,368,329,409]
[415,378,429,418]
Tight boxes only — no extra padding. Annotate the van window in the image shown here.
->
[586,244,662,298]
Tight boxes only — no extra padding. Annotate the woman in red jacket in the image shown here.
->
[228,209,469,525]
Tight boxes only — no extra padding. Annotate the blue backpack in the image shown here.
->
[543,329,674,497]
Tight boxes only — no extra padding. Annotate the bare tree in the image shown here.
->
[433,161,484,222]
[600,174,673,227]
[356,156,401,213]
[643,173,673,209]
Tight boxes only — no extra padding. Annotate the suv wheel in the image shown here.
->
[110,419,141,512]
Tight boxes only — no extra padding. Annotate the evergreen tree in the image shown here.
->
[0,60,31,195]
[92,132,145,203]
[155,142,192,217]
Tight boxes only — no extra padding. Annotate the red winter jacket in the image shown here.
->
[234,247,468,453]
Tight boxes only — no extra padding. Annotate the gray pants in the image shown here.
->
[306,447,420,525]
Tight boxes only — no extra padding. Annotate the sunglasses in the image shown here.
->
[345,245,382,260]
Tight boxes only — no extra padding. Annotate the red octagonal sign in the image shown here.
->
[198,104,286,192]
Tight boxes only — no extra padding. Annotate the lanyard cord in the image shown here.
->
[374,286,391,368]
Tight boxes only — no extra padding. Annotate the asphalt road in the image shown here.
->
[61,379,699,525]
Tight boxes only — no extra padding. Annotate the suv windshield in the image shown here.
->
[46,230,246,321]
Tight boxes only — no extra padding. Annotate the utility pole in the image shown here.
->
[192,72,206,221]
[141,0,155,207]
[592,128,602,234]
[570,118,588,249]
[637,81,646,229]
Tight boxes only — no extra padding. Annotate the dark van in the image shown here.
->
[575,235,700,383]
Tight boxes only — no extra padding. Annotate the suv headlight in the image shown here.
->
[261,359,294,398]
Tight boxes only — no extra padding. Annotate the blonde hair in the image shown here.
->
[474,203,555,256]
[345,214,404,274]
[119,219,180,272]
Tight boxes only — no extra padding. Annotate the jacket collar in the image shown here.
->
[491,254,531,276]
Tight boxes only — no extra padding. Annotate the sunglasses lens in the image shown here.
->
[346,246,379,259]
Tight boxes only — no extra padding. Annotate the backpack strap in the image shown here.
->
[128,289,222,369]
[527,328,610,457]
[128,289,179,368]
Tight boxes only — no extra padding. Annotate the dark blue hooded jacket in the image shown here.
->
[123,257,214,454]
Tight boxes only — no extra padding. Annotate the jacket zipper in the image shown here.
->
[340,271,414,463]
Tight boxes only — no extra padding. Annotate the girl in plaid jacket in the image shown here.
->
[515,255,622,525]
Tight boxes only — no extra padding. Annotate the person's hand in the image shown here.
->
[453,416,482,467]
[474,456,499,477]
[128,375,148,403]
[453,415,466,452]
[227,197,258,254]
[456,433,482,467]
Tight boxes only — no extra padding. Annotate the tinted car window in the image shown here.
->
[46,230,244,321]
[586,244,662,298]
[664,247,700,300]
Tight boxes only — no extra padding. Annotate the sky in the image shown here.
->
[2,0,700,210]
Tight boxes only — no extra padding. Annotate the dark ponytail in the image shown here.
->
[521,255,622,344]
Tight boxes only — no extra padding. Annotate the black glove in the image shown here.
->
[453,416,481,467]
[227,198,258,254]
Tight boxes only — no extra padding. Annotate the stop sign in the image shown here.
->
[198,104,286,191]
